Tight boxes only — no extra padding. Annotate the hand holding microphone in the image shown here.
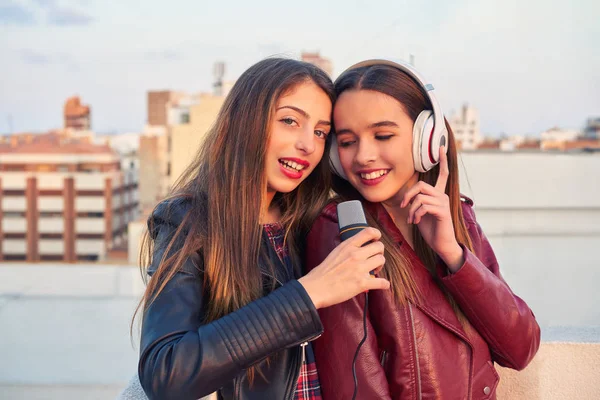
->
[299,201,389,309]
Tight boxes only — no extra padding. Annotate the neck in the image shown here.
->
[261,188,280,224]
[382,172,419,247]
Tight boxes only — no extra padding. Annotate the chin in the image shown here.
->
[360,192,390,203]
[270,180,302,194]
[355,186,395,204]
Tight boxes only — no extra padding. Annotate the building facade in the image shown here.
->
[64,96,91,131]
[449,104,482,150]
[301,51,333,76]
[0,131,139,262]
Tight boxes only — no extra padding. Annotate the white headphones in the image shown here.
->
[329,59,448,178]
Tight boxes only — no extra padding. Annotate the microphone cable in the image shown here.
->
[351,292,369,400]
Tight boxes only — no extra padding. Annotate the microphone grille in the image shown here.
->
[337,200,368,229]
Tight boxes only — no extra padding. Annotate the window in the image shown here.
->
[40,211,63,218]
[3,211,25,218]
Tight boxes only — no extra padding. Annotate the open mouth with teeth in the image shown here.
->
[360,170,389,180]
[357,169,390,186]
[278,158,309,179]
[279,159,307,171]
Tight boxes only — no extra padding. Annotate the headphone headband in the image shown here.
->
[338,59,445,150]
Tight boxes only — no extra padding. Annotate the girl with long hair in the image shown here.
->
[134,58,390,400]
[305,60,540,399]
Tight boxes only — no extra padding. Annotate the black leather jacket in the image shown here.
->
[138,198,324,400]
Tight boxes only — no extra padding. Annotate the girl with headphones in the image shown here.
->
[305,60,540,399]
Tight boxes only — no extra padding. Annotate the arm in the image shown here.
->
[441,205,541,370]
[305,211,392,400]
[138,203,323,400]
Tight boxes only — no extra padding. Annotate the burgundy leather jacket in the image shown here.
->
[305,198,540,400]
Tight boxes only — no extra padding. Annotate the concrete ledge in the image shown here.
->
[497,342,600,399]
[0,384,123,400]
[0,264,145,297]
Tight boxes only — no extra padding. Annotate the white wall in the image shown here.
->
[74,174,107,190]
[2,217,26,232]
[458,152,600,335]
[38,196,64,211]
[2,239,26,254]
[75,197,105,212]
[475,209,600,236]
[458,152,600,208]
[75,218,105,233]
[37,174,67,190]
[0,173,27,189]
[2,197,26,211]
[38,218,64,233]
[128,220,146,265]
[39,240,65,255]
[75,240,105,256]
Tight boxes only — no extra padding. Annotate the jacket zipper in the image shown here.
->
[287,342,308,400]
[380,350,388,367]
[408,303,422,400]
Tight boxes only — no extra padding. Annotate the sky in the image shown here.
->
[0,0,598,136]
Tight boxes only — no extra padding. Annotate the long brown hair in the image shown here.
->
[332,64,473,313]
[132,59,334,363]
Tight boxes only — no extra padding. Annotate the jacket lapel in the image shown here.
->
[368,202,473,345]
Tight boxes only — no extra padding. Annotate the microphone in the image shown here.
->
[337,200,369,242]
[337,200,375,276]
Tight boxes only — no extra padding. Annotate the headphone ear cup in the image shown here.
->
[329,139,348,180]
[412,110,435,173]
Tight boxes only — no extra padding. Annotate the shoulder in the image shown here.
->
[147,195,204,276]
[305,200,342,271]
[317,200,339,223]
[308,200,340,236]
[308,200,343,242]
[148,196,196,239]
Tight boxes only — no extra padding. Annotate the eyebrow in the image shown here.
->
[276,105,331,126]
[336,120,399,135]
[368,120,399,129]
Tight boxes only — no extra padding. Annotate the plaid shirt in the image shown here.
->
[263,223,322,400]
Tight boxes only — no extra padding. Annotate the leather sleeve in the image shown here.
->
[138,199,324,400]
[305,210,392,400]
[441,203,541,370]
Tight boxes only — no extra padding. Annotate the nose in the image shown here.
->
[295,127,316,155]
[354,139,377,166]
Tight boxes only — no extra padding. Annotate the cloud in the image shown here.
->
[0,0,93,26]
[257,43,288,58]
[19,49,52,65]
[47,6,93,26]
[18,50,78,70]
[0,1,36,25]
[144,50,183,61]
[31,0,58,8]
